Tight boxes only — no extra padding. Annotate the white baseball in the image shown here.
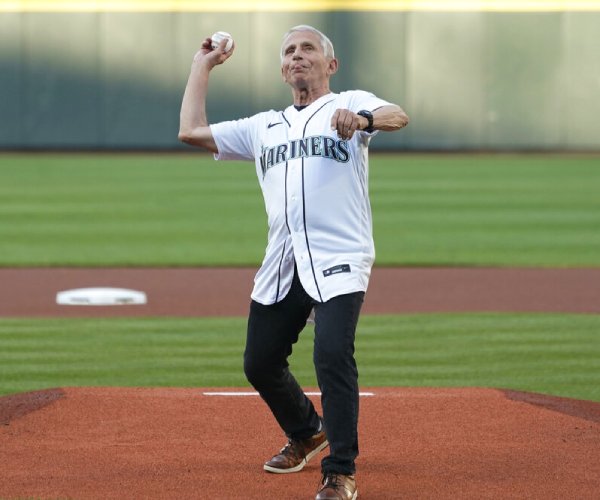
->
[211,31,233,52]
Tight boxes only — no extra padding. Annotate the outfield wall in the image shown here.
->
[1,8,599,150]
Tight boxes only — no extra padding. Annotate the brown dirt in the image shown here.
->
[0,387,598,499]
[1,267,599,498]
[1,267,600,317]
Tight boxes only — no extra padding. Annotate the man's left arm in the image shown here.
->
[370,105,409,132]
[331,104,409,141]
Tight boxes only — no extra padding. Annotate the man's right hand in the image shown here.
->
[193,37,235,68]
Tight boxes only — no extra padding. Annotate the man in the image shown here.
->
[179,25,408,500]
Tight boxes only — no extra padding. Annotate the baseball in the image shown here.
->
[211,31,233,52]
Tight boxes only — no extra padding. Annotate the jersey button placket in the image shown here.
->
[288,192,300,232]
[287,159,305,265]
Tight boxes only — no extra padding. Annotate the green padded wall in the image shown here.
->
[0,10,598,150]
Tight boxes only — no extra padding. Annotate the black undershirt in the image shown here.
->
[294,105,308,111]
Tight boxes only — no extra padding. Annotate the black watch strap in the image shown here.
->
[357,110,375,133]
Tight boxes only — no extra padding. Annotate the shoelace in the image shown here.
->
[322,473,343,490]
[280,440,305,459]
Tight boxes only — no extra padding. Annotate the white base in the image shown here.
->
[56,287,147,306]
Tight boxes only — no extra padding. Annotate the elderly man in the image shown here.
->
[179,25,408,500]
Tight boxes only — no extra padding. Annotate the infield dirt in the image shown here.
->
[2,267,600,317]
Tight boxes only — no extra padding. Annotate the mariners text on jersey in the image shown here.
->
[260,135,350,177]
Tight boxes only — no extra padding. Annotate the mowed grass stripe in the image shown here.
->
[0,314,598,401]
[0,153,599,266]
[0,318,247,393]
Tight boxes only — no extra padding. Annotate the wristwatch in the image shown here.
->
[357,110,375,133]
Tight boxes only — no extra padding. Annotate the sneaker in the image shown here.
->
[315,473,357,500]
[263,429,328,474]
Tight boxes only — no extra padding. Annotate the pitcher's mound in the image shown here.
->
[1,387,599,499]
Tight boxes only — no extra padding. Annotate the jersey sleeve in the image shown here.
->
[210,115,259,161]
[346,90,392,114]
[344,90,394,138]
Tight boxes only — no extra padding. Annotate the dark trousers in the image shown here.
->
[244,268,364,475]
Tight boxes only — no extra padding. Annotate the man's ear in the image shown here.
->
[281,65,288,83]
[327,58,339,76]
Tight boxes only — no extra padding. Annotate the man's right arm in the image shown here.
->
[178,37,235,152]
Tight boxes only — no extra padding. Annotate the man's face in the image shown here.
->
[280,31,338,89]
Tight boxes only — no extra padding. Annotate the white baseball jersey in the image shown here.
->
[210,90,391,305]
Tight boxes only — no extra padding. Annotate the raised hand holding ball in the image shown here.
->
[211,31,234,53]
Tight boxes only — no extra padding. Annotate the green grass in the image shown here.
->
[0,153,599,266]
[0,153,266,266]
[1,314,598,402]
[371,154,600,266]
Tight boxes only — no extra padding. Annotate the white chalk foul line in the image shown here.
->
[203,391,375,397]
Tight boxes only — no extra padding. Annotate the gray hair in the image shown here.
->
[280,25,335,61]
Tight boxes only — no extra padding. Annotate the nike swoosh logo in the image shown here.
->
[268,122,283,129]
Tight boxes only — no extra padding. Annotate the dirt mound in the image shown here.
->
[1,387,598,499]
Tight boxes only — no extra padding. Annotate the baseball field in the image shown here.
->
[1,152,599,498]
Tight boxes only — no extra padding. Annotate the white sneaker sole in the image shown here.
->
[263,439,329,474]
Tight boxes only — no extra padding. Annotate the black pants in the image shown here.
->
[244,268,364,475]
